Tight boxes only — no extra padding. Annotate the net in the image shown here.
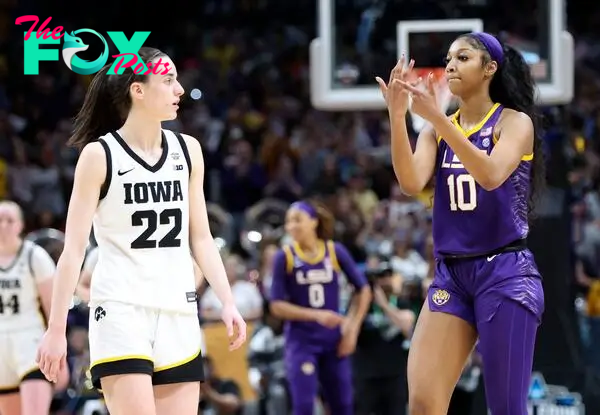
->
[407,68,454,133]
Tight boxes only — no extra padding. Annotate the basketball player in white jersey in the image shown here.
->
[36,47,247,415]
[77,246,206,303]
[0,201,60,415]
[76,246,208,352]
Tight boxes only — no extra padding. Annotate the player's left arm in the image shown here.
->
[184,134,235,307]
[192,257,205,289]
[185,134,247,349]
[31,244,57,320]
[334,242,372,331]
[430,109,534,190]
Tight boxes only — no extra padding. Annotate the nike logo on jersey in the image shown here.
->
[486,255,498,262]
[118,168,135,176]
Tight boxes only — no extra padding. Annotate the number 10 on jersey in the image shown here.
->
[447,174,477,211]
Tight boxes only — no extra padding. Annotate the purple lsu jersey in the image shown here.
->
[278,240,344,346]
[433,103,533,257]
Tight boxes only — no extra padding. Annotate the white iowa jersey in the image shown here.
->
[0,241,55,332]
[91,130,197,314]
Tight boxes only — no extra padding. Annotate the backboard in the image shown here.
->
[310,0,574,111]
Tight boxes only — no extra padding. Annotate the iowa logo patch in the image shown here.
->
[94,306,106,321]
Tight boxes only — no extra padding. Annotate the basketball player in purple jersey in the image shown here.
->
[270,201,372,415]
[376,32,545,415]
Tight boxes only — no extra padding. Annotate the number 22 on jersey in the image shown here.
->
[447,174,477,211]
[131,208,183,249]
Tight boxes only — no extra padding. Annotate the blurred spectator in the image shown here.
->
[247,303,287,415]
[310,155,342,196]
[447,352,483,415]
[61,327,98,413]
[29,140,66,228]
[263,155,304,203]
[257,242,279,299]
[347,169,379,221]
[8,140,35,215]
[200,254,264,322]
[200,356,244,415]
[220,139,267,222]
[353,262,415,415]
[389,230,428,283]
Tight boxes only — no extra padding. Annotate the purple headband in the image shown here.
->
[291,201,317,218]
[470,32,504,65]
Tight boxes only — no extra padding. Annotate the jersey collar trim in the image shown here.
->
[112,130,169,173]
[0,241,25,273]
[452,103,501,138]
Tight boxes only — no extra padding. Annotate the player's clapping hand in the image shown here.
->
[36,328,67,383]
[376,55,414,114]
[222,303,247,351]
[396,72,443,122]
[315,310,345,329]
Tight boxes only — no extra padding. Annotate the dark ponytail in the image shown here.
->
[462,35,546,217]
[310,200,335,240]
[69,64,121,150]
[68,47,168,151]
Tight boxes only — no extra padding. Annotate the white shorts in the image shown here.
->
[0,327,46,393]
[88,301,204,389]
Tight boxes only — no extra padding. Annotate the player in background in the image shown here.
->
[376,32,545,415]
[36,48,246,415]
[270,201,372,415]
[0,201,67,415]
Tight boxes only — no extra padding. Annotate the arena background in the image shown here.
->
[2,0,600,413]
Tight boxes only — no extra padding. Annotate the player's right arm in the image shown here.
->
[269,250,343,328]
[389,117,438,196]
[377,57,438,196]
[48,143,106,332]
[37,142,105,382]
[75,247,98,303]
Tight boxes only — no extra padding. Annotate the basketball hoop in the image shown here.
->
[407,68,454,133]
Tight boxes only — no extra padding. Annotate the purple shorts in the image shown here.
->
[428,249,544,326]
